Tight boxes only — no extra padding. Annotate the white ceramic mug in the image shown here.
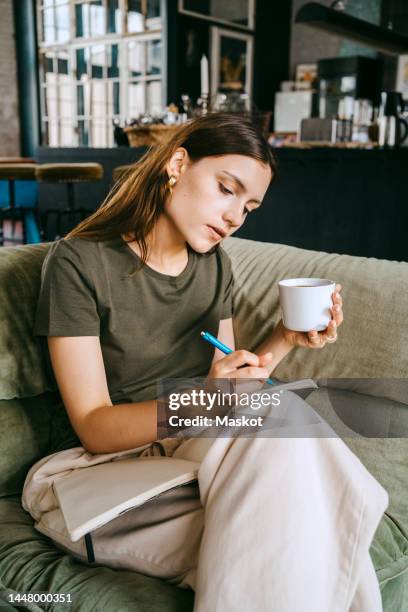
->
[278,277,336,332]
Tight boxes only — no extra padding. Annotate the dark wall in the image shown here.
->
[380,0,408,89]
[235,147,408,262]
[176,14,210,104]
[165,0,180,105]
[382,0,408,33]
[253,1,292,112]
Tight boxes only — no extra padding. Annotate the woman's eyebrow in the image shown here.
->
[219,170,262,205]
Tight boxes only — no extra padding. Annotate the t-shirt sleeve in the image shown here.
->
[220,248,234,319]
[33,239,100,337]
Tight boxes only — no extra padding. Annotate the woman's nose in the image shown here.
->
[222,204,243,228]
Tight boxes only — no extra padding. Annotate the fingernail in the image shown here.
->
[334,304,340,311]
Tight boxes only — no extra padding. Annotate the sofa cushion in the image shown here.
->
[321,385,408,438]
[0,243,55,400]
[371,513,408,610]
[222,237,408,384]
[0,392,79,498]
[2,237,408,401]
[0,496,194,612]
[0,496,406,612]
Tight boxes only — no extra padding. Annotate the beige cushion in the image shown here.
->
[222,237,408,380]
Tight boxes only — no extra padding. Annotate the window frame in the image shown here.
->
[37,0,165,147]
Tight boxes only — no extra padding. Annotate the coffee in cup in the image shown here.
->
[278,277,336,332]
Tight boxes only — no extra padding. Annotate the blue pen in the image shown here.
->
[200,330,277,386]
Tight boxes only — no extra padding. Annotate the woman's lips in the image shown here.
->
[207,225,224,240]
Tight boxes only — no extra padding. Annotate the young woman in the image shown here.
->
[23,113,388,612]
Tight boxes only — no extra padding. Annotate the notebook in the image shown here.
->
[53,456,200,542]
[263,378,318,392]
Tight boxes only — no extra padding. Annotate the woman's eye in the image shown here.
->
[219,183,233,196]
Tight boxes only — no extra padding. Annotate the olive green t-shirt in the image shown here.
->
[33,236,234,404]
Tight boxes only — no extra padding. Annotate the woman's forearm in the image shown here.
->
[81,322,293,455]
[253,320,294,374]
[81,400,158,454]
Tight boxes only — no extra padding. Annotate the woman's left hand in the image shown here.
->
[281,283,343,349]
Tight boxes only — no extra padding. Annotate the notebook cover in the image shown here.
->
[53,456,200,542]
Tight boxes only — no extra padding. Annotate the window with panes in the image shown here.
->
[37,0,163,146]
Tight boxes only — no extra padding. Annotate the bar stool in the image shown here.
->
[0,163,38,246]
[35,163,104,241]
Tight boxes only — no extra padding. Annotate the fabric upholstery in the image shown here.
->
[0,236,407,610]
[222,237,408,379]
[0,496,406,612]
[0,392,78,498]
[2,236,408,401]
[0,394,53,498]
[371,514,408,610]
[0,497,194,612]
[222,237,408,406]
[0,243,55,400]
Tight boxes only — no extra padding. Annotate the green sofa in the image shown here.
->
[0,236,407,611]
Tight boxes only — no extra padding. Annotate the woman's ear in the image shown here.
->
[165,147,189,181]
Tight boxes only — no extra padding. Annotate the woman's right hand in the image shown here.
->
[206,349,274,391]
[206,350,273,400]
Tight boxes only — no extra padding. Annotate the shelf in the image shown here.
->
[295,2,408,55]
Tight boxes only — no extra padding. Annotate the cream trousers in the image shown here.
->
[22,389,389,612]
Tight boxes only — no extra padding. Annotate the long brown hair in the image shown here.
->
[66,113,277,264]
